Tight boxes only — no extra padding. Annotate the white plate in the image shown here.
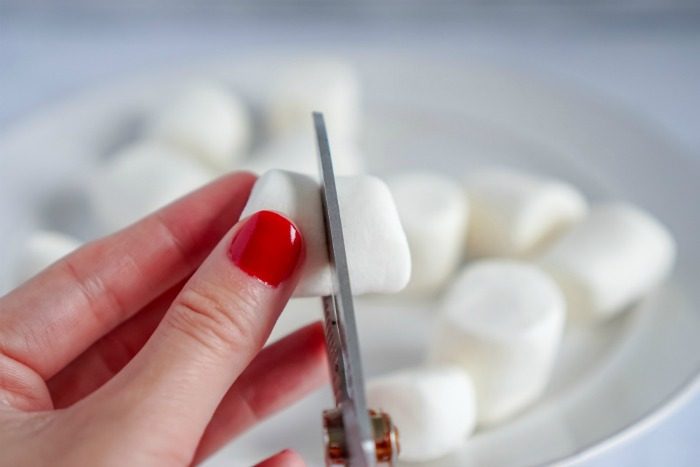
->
[1,55,699,467]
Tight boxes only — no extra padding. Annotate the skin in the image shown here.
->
[0,172,328,466]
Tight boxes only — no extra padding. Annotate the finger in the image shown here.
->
[194,322,328,463]
[0,172,256,380]
[47,280,185,408]
[254,449,306,467]
[89,210,305,457]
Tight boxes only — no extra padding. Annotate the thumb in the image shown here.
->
[89,210,304,456]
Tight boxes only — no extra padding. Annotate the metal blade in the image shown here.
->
[314,112,376,467]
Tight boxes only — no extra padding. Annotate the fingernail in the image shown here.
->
[228,210,303,287]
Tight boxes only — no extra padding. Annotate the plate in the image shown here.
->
[1,55,698,467]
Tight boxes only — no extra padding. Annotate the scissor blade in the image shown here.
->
[314,112,376,467]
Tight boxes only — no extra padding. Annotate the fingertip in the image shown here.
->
[230,169,258,182]
[254,449,305,467]
[214,170,257,196]
[300,321,329,367]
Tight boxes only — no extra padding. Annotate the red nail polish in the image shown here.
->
[228,210,303,287]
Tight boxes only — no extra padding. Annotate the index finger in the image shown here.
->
[0,172,256,380]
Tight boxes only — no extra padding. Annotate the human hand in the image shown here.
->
[0,172,328,466]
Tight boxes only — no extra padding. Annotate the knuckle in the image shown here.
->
[0,354,53,411]
[167,279,261,356]
[59,251,133,328]
[152,212,199,271]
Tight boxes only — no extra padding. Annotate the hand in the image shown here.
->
[0,172,328,466]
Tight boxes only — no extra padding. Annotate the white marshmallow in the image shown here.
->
[90,140,215,231]
[367,365,476,462]
[240,170,410,297]
[267,59,361,141]
[243,132,364,177]
[148,83,251,170]
[465,168,588,257]
[429,260,565,426]
[539,203,676,323]
[11,230,81,285]
[387,172,469,295]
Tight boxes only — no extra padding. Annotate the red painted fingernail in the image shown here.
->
[228,210,303,287]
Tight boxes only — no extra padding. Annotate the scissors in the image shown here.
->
[313,112,399,466]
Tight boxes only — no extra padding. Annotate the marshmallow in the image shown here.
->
[267,59,361,141]
[539,203,676,323]
[367,365,476,462]
[240,170,410,297]
[11,230,81,285]
[465,168,588,257]
[89,140,215,231]
[243,132,364,177]
[148,83,251,170]
[429,260,565,426]
[387,172,469,295]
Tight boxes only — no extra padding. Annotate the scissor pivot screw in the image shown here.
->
[323,408,399,465]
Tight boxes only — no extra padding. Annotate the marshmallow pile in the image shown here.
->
[364,167,675,461]
[89,59,366,233]
[7,58,679,464]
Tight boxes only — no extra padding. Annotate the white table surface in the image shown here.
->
[1,8,698,466]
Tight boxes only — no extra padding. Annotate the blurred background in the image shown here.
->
[1,1,699,153]
[1,2,699,466]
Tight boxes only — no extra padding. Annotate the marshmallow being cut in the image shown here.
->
[11,230,81,286]
[429,260,565,426]
[540,203,676,323]
[240,170,411,297]
[89,140,215,231]
[148,83,251,170]
[387,172,469,295]
[267,59,361,141]
[367,365,476,462]
[243,131,365,177]
[466,168,588,257]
